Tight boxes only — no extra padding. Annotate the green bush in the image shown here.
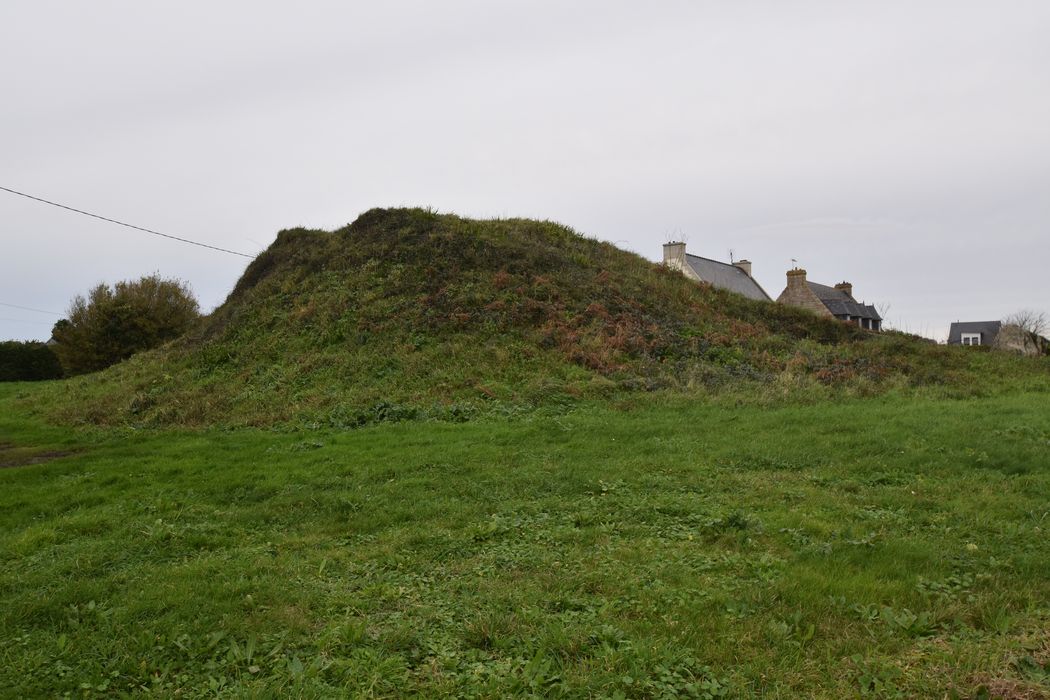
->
[51,274,201,376]
[0,341,63,381]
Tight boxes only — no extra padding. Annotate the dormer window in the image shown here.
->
[961,333,981,346]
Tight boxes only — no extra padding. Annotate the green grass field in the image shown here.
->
[2,382,1049,698]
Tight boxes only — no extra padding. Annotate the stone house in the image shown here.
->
[776,268,882,330]
[662,242,771,301]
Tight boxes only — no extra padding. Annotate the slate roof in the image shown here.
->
[947,321,1002,345]
[807,282,882,321]
[683,254,771,301]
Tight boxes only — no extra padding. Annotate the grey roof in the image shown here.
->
[807,282,882,321]
[683,254,771,301]
[947,320,1002,345]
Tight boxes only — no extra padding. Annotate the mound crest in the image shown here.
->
[43,208,1021,426]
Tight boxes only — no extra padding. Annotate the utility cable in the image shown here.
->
[0,317,55,325]
[0,185,255,258]
[0,301,63,316]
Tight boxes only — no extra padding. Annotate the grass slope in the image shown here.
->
[2,383,1049,697]
[25,208,1048,427]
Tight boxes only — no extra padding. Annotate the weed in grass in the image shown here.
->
[852,655,905,698]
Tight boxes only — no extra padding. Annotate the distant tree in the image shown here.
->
[0,341,64,381]
[1004,309,1047,337]
[51,274,201,375]
[875,302,892,331]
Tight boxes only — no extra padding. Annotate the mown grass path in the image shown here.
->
[2,385,1049,697]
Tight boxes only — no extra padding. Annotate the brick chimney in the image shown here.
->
[733,259,752,277]
[786,267,807,289]
[663,241,686,271]
[834,281,853,299]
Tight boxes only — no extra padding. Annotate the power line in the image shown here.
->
[0,185,254,258]
[0,317,54,326]
[0,301,63,316]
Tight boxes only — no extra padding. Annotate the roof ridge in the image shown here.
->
[682,254,772,301]
[684,253,741,271]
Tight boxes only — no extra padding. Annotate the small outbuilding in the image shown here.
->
[947,321,1002,347]
[948,320,1047,355]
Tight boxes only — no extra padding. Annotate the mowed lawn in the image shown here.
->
[2,384,1049,698]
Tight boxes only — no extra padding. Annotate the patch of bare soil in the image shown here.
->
[978,679,1049,700]
[0,445,77,469]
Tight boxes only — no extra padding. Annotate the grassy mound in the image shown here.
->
[31,208,1049,426]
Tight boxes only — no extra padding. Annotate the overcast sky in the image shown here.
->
[2,1,1048,342]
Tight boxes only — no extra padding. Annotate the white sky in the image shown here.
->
[2,1,1048,342]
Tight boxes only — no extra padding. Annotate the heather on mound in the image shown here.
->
[36,208,1048,426]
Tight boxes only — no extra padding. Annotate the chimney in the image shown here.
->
[786,267,807,289]
[733,259,752,277]
[834,281,853,299]
[663,241,686,271]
